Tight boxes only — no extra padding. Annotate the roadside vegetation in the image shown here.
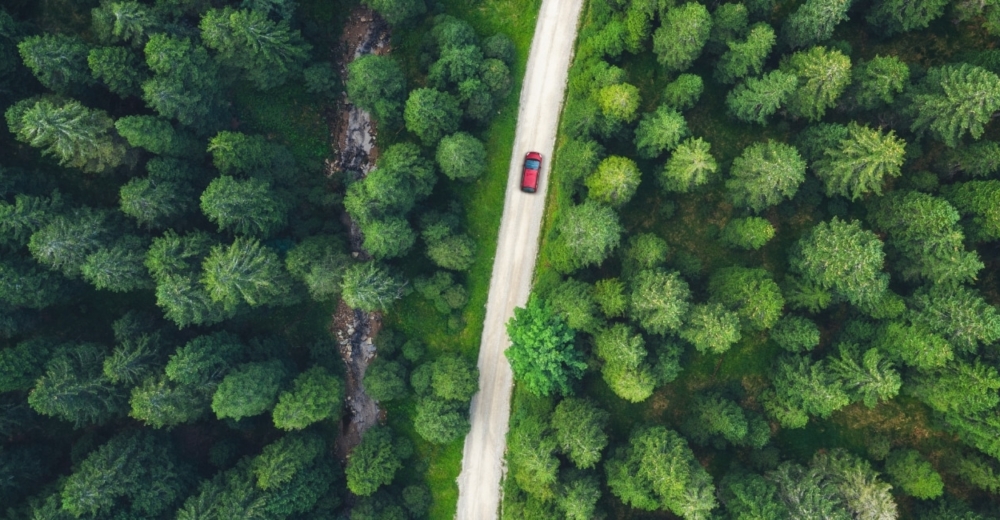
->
[0,0,535,519]
[502,0,1000,517]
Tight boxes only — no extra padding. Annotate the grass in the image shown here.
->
[376,0,542,517]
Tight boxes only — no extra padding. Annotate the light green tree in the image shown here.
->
[586,156,642,207]
[634,105,689,159]
[780,46,852,121]
[726,140,806,212]
[660,137,718,193]
[653,3,713,71]
[726,70,798,125]
[813,122,906,200]
[505,297,585,397]
[911,64,1000,148]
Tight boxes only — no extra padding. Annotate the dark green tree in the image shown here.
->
[404,88,462,146]
[114,115,199,157]
[726,140,806,212]
[662,73,704,110]
[726,70,798,125]
[120,177,193,229]
[780,46,852,121]
[272,366,344,430]
[340,262,406,312]
[659,137,718,193]
[939,141,1000,178]
[781,0,852,49]
[908,358,1000,414]
[81,235,153,293]
[201,237,296,310]
[505,297,585,397]
[910,64,1000,148]
[200,7,310,90]
[252,432,326,491]
[436,132,486,181]
[771,315,821,352]
[346,54,407,125]
[789,218,888,307]
[943,180,1000,242]
[211,360,288,420]
[634,105,689,159]
[653,2,712,72]
[680,302,742,354]
[630,269,692,335]
[709,267,784,331]
[551,398,610,469]
[362,216,416,259]
[88,46,146,97]
[550,201,623,272]
[365,358,409,402]
[361,0,426,25]
[720,472,790,520]
[762,355,850,428]
[91,1,161,46]
[849,55,910,111]
[716,23,775,84]
[873,321,952,370]
[28,343,126,426]
[605,426,717,517]
[828,343,901,408]
[708,3,749,53]
[346,427,406,496]
[6,97,126,173]
[284,235,351,301]
[910,284,1000,353]
[28,207,112,277]
[142,33,226,131]
[17,34,93,94]
[413,396,469,444]
[867,0,948,34]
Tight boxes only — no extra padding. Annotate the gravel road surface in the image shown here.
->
[454,0,583,517]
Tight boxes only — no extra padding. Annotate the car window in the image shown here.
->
[525,159,540,169]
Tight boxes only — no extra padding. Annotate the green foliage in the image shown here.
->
[720,473,789,520]
[17,34,92,94]
[404,88,462,146]
[61,431,189,518]
[88,46,145,97]
[273,366,343,430]
[545,277,600,332]
[605,426,717,516]
[165,332,244,387]
[771,315,820,352]
[414,271,468,313]
[659,137,718,193]
[716,23,775,84]
[911,64,1000,148]
[129,376,210,428]
[726,70,798,125]
[910,284,1000,353]
[868,190,982,284]
[346,427,406,496]
[253,432,325,491]
[630,269,691,335]
[362,0,426,25]
[595,323,657,402]
[340,262,405,312]
[91,1,161,46]
[873,321,952,370]
[505,297,585,397]
[908,358,1000,414]
[709,267,784,330]
[362,216,416,259]
[597,82,641,123]
[885,450,944,499]
[828,343,901,408]
[421,212,477,271]
[211,360,288,420]
[285,235,350,301]
[29,343,125,426]
[586,155,641,206]
[763,355,850,428]
[726,140,806,212]
[781,0,852,49]
[200,7,310,90]
[720,216,775,250]
[653,2,712,72]
[551,398,609,469]
[0,338,53,393]
[142,33,225,131]
[683,393,763,447]
[850,55,910,111]
[780,46,852,121]
[555,138,604,186]
[594,278,628,318]
[634,105,689,159]
[365,358,409,402]
[413,396,469,443]
[346,54,407,125]
[709,3,749,53]
[662,73,704,111]
[507,410,559,500]
[436,132,487,181]
[28,207,112,278]
[550,201,623,272]
[0,257,65,310]
[789,217,887,307]
[867,0,948,34]
[119,177,192,229]
[6,97,125,173]
[814,122,906,200]
[939,141,1000,177]
[201,237,295,310]
[429,354,478,401]
[680,302,742,354]
[624,233,669,275]
[115,115,199,157]
[943,180,1000,242]
[201,176,289,237]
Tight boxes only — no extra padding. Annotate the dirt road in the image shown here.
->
[454,0,583,517]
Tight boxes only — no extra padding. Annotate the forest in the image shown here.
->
[0,0,532,517]
[499,0,1000,517]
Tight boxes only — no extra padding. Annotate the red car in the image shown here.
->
[521,152,542,193]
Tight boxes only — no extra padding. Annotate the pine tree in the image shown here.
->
[867,0,949,34]
[653,2,713,71]
[586,155,642,206]
[200,7,310,90]
[211,360,288,420]
[88,46,146,97]
[911,64,1000,147]
[551,398,610,469]
[849,55,910,111]
[828,343,901,408]
[716,23,775,84]
[340,262,406,312]
[346,54,407,125]
[273,367,344,430]
[629,269,692,335]
[28,343,126,427]
[726,70,798,125]
[789,218,888,307]
[781,0,853,49]
[780,46,852,121]
[814,122,905,200]
[634,105,689,159]
[726,140,806,212]
[942,180,1000,242]
[120,177,193,229]
[17,34,93,94]
[659,137,718,193]
[28,207,112,277]
[550,201,623,272]
[6,97,125,173]
[595,324,656,402]
[201,237,296,310]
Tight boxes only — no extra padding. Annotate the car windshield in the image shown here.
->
[525,159,540,169]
